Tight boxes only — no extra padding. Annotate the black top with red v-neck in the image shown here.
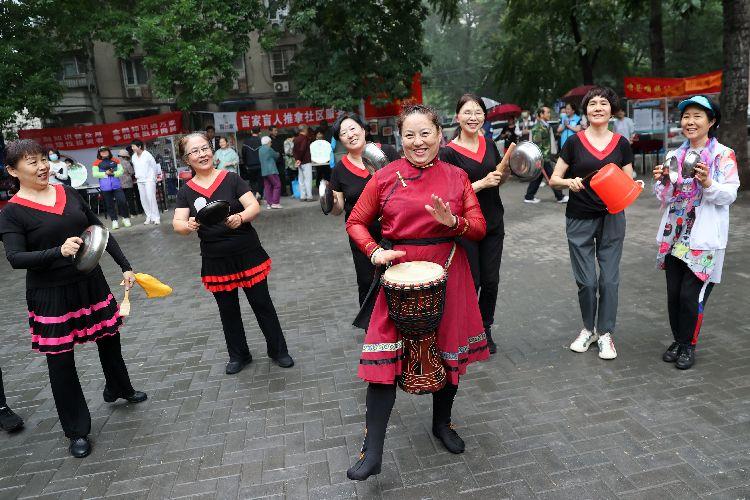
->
[440,135,504,233]
[176,170,262,258]
[560,131,634,219]
[330,144,398,221]
[0,184,131,288]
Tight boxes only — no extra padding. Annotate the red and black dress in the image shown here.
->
[0,185,130,354]
[440,135,505,335]
[176,170,271,292]
[330,145,399,306]
[175,170,288,362]
[346,158,488,385]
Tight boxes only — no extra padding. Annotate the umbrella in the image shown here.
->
[486,104,522,121]
[562,85,596,103]
[481,97,501,110]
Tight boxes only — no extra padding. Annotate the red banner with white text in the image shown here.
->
[236,106,341,131]
[364,73,423,119]
[19,112,184,151]
[624,70,722,99]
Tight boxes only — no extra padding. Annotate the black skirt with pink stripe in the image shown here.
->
[201,247,272,293]
[26,267,121,354]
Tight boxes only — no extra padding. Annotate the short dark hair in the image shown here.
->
[5,139,46,193]
[566,102,578,114]
[397,104,441,134]
[131,139,145,149]
[251,127,261,134]
[680,95,721,138]
[454,93,486,116]
[536,106,549,117]
[205,125,215,132]
[96,146,114,160]
[581,86,620,116]
[47,148,60,157]
[332,112,367,139]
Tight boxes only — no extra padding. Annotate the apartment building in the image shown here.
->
[50,17,303,127]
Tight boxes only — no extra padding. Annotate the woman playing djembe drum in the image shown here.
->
[345,105,488,481]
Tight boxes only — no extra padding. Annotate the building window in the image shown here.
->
[60,57,84,79]
[122,59,149,87]
[232,56,247,91]
[270,47,293,76]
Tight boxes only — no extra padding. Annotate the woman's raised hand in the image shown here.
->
[425,194,456,227]
[653,164,666,182]
[372,249,406,266]
[60,237,83,257]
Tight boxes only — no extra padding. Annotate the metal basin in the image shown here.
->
[362,143,389,173]
[682,151,701,178]
[74,225,109,273]
[509,141,543,181]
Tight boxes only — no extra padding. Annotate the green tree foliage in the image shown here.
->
[0,2,64,128]
[285,0,459,109]
[422,0,503,114]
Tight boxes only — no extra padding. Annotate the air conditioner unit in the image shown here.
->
[274,81,290,93]
[125,86,142,98]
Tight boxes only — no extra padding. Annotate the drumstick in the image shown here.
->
[496,142,516,173]
[120,289,131,317]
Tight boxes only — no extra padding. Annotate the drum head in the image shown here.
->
[383,261,444,285]
[196,200,231,226]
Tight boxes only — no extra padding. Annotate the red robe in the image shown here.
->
[346,158,488,385]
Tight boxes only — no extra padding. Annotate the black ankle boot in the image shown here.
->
[662,342,681,363]
[347,384,396,481]
[432,383,465,454]
[675,344,695,370]
[485,327,497,355]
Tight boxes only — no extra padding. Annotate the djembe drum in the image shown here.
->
[381,259,451,394]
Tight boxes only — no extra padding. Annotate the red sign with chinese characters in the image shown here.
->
[236,106,340,131]
[19,112,184,151]
[624,70,722,99]
[364,73,423,119]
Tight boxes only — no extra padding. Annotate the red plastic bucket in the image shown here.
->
[589,163,644,214]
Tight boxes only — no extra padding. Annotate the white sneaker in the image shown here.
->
[111,220,119,230]
[557,195,569,204]
[144,218,151,225]
[570,328,598,353]
[123,218,132,227]
[153,219,160,225]
[597,333,617,360]
[523,198,541,204]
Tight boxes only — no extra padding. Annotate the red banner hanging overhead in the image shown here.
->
[364,73,423,119]
[624,70,722,99]
[19,112,184,151]
[236,106,341,131]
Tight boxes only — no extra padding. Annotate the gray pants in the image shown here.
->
[565,213,626,334]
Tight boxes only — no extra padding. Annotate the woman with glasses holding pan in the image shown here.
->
[652,95,739,370]
[173,133,293,375]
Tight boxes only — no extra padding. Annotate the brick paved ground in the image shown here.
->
[0,179,748,499]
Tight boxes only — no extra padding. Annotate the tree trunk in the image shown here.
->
[569,10,595,84]
[83,39,105,124]
[719,0,749,189]
[649,0,665,76]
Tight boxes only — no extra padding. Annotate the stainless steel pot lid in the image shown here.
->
[682,151,701,178]
[74,225,110,273]
[319,180,334,215]
[362,143,389,173]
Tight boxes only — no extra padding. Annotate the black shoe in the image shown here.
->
[675,345,695,370]
[432,423,465,454]
[486,329,497,355]
[346,431,382,481]
[69,437,91,458]
[103,388,148,404]
[0,406,24,432]
[270,353,294,368]
[226,355,252,375]
[662,342,681,363]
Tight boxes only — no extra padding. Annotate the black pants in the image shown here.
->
[525,161,564,201]
[0,367,6,407]
[665,255,714,346]
[102,189,130,220]
[45,334,134,439]
[123,187,142,215]
[462,228,504,329]
[212,280,289,361]
[316,164,331,185]
[247,167,262,197]
[276,160,289,195]
[350,238,377,307]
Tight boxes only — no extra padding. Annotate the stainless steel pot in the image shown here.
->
[509,141,543,181]
[319,180,334,214]
[362,143,389,173]
[682,151,701,178]
[74,225,110,273]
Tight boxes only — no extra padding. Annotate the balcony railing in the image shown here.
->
[60,74,93,89]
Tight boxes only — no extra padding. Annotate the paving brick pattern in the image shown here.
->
[0,180,748,499]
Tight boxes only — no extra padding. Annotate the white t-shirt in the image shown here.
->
[613,117,635,141]
[48,160,69,184]
[131,150,161,183]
